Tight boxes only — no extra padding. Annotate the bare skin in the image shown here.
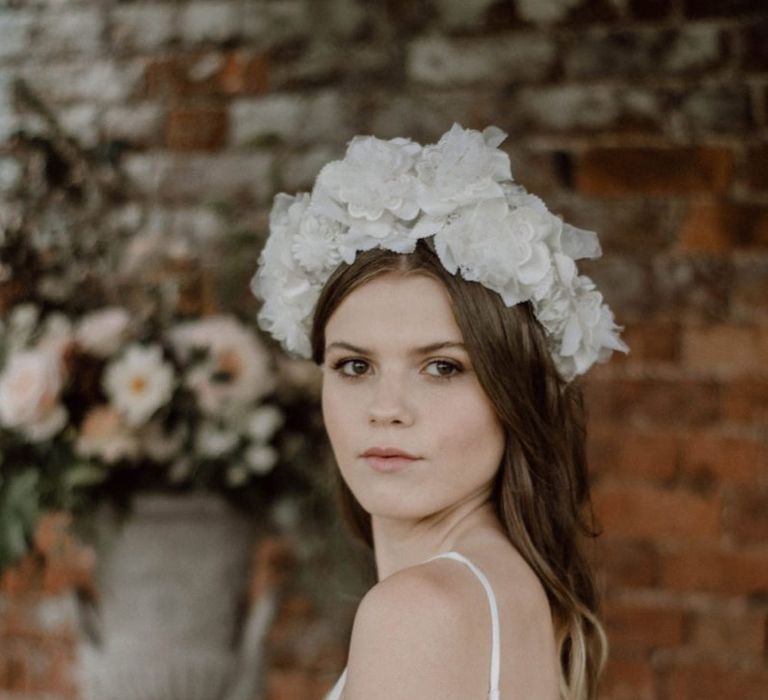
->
[321,272,559,699]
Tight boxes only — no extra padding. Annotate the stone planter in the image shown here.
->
[76,493,279,700]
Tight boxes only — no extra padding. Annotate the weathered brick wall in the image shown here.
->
[1,1,766,699]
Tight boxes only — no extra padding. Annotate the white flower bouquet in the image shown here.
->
[0,84,327,574]
[0,299,312,571]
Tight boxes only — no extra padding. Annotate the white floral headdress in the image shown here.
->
[250,123,628,380]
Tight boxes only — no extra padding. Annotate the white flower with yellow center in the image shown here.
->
[103,343,175,427]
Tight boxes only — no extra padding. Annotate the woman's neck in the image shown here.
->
[371,497,504,581]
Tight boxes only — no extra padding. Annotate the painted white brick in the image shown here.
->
[19,59,144,104]
[110,3,176,52]
[230,90,350,147]
[514,85,662,132]
[435,0,497,30]
[0,10,35,61]
[122,152,175,194]
[664,25,722,73]
[242,0,310,43]
[323,0,367,40]
[517,0,581,24]
[278,144,338,193]
[35,8,105,56]
[102,102,164,144]
[407,34,556,86]
[58,103,101,146]
[170,206,226,244]
[0,156,21,192]
[123,152,275,202]
[179,1,241,45]
[0,68,19,142]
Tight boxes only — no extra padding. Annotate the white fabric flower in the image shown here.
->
[76,404,141,463]
[534,257,628,380]
[244,443,278,474]
[168,316,275,418]
[139,419,187,463]
[103,344,175,427]
[194,421,239,458]
[7,304,41,353]
[415,123,511,216]
[316,135,421,222]
[429,199,558,306]
[75,307,131,357]
[244,404,284,443]
[0,349,67,440]
[37,313,74,358]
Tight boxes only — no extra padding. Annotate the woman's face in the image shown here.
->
[321,272,505,520]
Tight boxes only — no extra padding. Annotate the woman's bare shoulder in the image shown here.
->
[343,560,479,699]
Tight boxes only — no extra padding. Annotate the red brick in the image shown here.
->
[680,432,766,486]
[610,321,680,365]
[725,489,768,545]
[144,56,188,98]
[588,425,679,482]
[600,654,656,700]
[604,601,686,650]
[721,377,768,425]
[660,547,768,595]
[218,51,270,94]
[593,484,722,542]
[677,199,768,253]
[745,144,768,190]
[145,53,269,99]
[629,0,674,20]
[652,255,731,321]
[583,378,721,428]
[165,106,228,151]
[684,0,768,19]
[661,661,768,700]
[689,607,766,657]
[742,21,768,72]
[681,323,767,375]
[595,540,660,588]
[576,147,734,196]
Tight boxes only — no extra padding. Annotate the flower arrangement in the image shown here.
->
[0,82,327,573]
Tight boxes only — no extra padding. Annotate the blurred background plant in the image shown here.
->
[0,79,331,575]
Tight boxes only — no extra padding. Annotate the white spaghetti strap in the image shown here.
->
[324,666,347,700]
[426,551,501,699]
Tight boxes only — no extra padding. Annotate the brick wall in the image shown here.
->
[1,1,766,698]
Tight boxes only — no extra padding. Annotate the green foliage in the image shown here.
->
[0,467,41,572]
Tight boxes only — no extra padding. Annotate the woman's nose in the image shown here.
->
[367,375,414,426]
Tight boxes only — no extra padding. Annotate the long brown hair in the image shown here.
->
[310,240,608,700]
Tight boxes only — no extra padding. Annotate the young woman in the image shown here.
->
[252,124,628,700]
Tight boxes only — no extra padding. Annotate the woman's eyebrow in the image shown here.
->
[325,341,367,354]
[411,341,467,355]
[325,340,467,355]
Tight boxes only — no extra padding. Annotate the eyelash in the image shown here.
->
[329,357,464,381]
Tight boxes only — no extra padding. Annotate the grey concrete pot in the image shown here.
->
[76,493,279,700]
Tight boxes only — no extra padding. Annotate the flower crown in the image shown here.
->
[250,123,628,381]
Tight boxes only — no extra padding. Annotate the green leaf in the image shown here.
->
[63,463,108,488]
[0,469,42,573]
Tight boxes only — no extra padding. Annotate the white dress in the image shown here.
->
[323,550,502,700]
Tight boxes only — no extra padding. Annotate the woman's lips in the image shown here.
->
[361,448,421,473]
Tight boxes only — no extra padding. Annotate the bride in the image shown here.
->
[251,123,628,699]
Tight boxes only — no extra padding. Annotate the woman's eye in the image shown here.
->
[425,360,461,378]
[336,359,369,376]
